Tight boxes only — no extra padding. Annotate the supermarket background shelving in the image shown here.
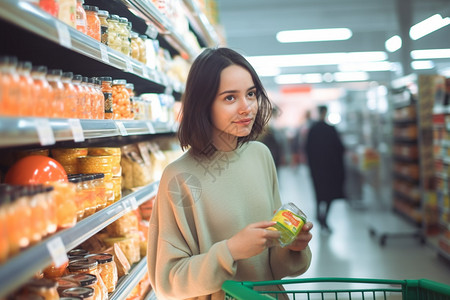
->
[0,0,221,298]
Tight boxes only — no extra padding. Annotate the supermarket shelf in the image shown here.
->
[0,181,159,298]
[111,257,148,300]
[0,0,183,92]
[0,117,176,148]
[119,0,200,61]
[182,0,220,47]
[427,236,450,262]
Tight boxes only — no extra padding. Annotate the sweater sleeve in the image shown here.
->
[147,170,237,299]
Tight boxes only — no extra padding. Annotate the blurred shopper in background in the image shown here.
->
[305,105,345,233]
[259,105,282,170]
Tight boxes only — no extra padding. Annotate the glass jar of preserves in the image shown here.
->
[46,69,65,118]
[61,287,94,300]
[118,17,130,56]
[269,202,307,247]
[62,274,101,300]
[130,32,140,61]
[43,260,69,279]
[97,10,109,45]
[112,79,130,120]
[80,174,97,218]
[87,78,99,120]
[81,77,92,119]
[17,61,34,117]
[100,77,113,120]
[56,278,79,294]
[51,148,88,175]
[90,173,106,211]
[75,0,87,34]
[51,181,77,229]
[88,147,121,176]
[39,0,59,17]
[77,155,113,174]
[95,78,105,120]
[58,0,76,28]
[0,56,21,117]
[61,72,78,118]
[83,5,101,41]
[68,259,107,300]
[85,253,117,293]
[125,83,135,120]
[23,278,59,300]
[138,35,147,64]
[112,176,122,202]
[31,65,53,117]
[72,74,86,119]
[106,15,121,52]
[68,175,85,221]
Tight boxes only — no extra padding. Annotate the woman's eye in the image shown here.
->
[248,91,257,98]
[225,95,235,101]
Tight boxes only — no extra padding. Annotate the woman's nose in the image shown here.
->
[238,97,253,114]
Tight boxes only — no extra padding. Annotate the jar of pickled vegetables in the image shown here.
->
[107,15,121,52]
[100,77,113,119]
[130,32,140,61]
[125,83,135,119]
[51,181,77,229]
[95,78,105,120]
[138,35,147,64]
[31,65,52,117]
[118,17,130,56]
[85,253,117,293]
[83,5,101,41]
[75,0,87,34]
[97,10,109,45]
[47,69,65,118]
[112,79,130,120]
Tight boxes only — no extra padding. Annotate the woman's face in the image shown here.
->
[211,64,258,151]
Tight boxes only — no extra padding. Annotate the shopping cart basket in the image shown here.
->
[222,277,450,300]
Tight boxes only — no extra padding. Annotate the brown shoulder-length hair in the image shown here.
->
[177,47,272,157]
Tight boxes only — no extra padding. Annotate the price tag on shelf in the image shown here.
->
[55,21,72,49]
[115,121,128,136]
[129,196,138,211]
[99,44,109,63]
[142,67,149,79]
[35,118,55,146]
[68,118,85,142]
[146,121,156,134]
[125,58,133,73]
[46,237,68,267]
[145,24,158,39]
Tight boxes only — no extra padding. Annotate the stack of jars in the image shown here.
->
[0,183,79,263]
[51,148,88,175]
[68,174,107,221]
[88,147,122,202]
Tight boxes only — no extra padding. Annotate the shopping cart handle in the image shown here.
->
[223,280,270,300]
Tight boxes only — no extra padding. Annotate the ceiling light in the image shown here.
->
[254,66,281,77]
[411,60,435,70]
[334,72,369,82]
[409,14,450,40]
[247,51,387,68]
[276,28,352,43]
[275,74,303,84]
[385,35,402,52]
[338,61,394,72]
[411,48,450,59]
[302,73,323,83]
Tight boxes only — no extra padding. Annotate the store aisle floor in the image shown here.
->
[277,165,450,285]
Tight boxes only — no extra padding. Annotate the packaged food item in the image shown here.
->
[75,0,87,34]
[118,17,131,56]
[125,83,135,119]
[58,0,76,28]
[85,253,118,293]
[67,258,107,300]
[130,32,140,61]
[81,77,92,119]
[268,202,307,247]
[100,77,113,119]
[17,61,34,117]
[62,72,78,118]
[106,15,121,52]
[51,181,78,229]
[56,277,79,294]
[106,211,138,236]
[30,65,53,117]
[83,5,101,41]
[43,260,69,279]
[0,56,21,116]
[112,79,131,120]
[103,236,139,265]
[61,287,95,299]
[62,274,101,300]
[97,10,109,45]
[46,69,65,118]
[120,144,153,189]
[52,148,88,175]
[137,35,147,64]
[104,243,130,277]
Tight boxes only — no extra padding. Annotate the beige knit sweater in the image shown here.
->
[147,141,312,299]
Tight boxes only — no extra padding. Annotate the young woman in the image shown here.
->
[147,47,313,300]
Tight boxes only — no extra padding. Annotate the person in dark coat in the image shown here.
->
[305,105,345,232]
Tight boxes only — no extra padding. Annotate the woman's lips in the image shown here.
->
[234,118,252,126]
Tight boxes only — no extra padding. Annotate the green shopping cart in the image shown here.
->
[222,277,450,300]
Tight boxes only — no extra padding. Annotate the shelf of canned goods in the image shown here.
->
[0,180,159,298]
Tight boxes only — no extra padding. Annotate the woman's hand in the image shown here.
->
[227,221,281,261]
[286,221,313,252]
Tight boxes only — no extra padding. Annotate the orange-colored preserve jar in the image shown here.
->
[17,61,35,117]
[83,5,101,41]
[51,181,77,229]
[100,77,113,120]
[61,72,78,118]
[85,253,117,293]
[31,65,53,117]
[112,79,130,120]
[68,259,107,300]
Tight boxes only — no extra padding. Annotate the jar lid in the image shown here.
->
[72,74,83,81]
[85,253,113,264]
[56,278,79,290]
[18,61,32,71]
[126,83,134,90]
[68,258,98,272]
[67,175,82,183]
[63,273,97,286]
[78,155,113,164]
[97,9,109,17]
[112,79,127,85]
[68,248,89,257]
[139,35,148,40]
[48,69,62,76]
[109,14,120,21]
[62,287,94,298]
[27,278,58,289]
[119,17,128,23]
[90,173,105,179]
[100,76,112,82]
[82,5,98,12]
